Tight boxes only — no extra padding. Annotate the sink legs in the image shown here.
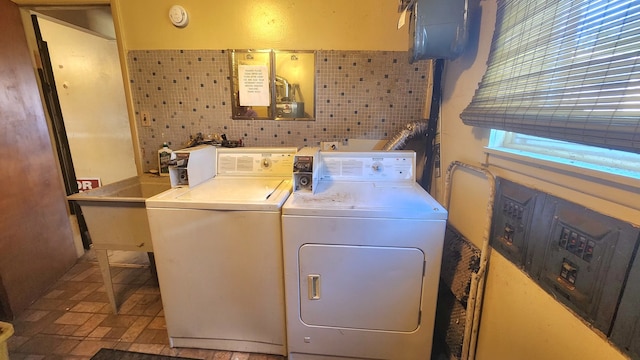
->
[95,249,118,314]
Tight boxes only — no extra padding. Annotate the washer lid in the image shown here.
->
[146,177,292,210]
[283,181,447,220]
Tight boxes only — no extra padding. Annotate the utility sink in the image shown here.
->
[68,174,171,313]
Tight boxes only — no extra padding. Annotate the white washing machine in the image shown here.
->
[145,147,297,355]
[282,150,448,360]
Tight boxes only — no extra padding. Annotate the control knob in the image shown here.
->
[299,176,310,187]
[371,161,384,172]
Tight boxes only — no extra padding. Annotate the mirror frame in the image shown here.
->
[229,49,316,121]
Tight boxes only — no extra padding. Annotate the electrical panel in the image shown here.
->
[490,178,544,268]
[491,177,640,353]
[532,196,638,334]
[610,245,640,359]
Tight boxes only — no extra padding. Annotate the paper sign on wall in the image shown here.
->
[238,64,270,106]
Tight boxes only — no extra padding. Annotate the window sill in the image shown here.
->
[484,146,640,213]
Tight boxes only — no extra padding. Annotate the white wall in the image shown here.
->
[437,0,639,359]
[38,16,136,186]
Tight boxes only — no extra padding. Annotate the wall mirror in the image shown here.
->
[229,49,316,120]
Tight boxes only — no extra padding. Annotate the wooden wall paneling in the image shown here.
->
[0,0,77,319]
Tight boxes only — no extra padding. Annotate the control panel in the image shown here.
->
[168,145,217,188]
[491,177,640,345]
[318,151,416,182]
[292,147,320,193]
[216,148,296,176]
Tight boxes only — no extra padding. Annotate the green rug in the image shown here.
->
[91,348,197,360]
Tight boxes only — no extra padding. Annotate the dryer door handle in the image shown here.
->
[307,274,321,300]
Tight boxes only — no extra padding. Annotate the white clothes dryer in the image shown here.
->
[282,150,448,360]
[146,147,297,355]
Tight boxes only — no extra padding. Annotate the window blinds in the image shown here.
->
[460,0,640,154]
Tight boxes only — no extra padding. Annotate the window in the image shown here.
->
[488,130,640,180]
[461,0,640,155]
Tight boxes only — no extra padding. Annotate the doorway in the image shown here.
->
[28,6,138,252]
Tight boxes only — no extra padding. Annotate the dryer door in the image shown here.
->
[299,244,425,332]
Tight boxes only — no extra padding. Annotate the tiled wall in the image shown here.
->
[127,50,431,172]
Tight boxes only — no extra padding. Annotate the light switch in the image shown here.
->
[141,111,151,127]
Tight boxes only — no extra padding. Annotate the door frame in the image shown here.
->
[31,13,92,249]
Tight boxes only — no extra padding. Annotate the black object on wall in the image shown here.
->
[611,245,640,359]
[31,15,91,250]
[422,59,444,193]
[490,178,640,358]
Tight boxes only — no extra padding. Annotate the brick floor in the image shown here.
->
[5,251,284,360]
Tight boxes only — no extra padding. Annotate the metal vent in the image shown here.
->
[435,225,481,359]
[440,226,481,305]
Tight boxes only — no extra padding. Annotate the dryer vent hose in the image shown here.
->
[382,121,430,151]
